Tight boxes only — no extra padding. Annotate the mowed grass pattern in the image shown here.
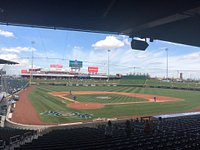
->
[32,78,200,89]
[66,94,146,103]
[27,85,200,123]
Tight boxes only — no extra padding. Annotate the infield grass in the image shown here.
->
[66,94,146,103]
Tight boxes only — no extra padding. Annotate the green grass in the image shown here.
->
[32,78,200,89]
[28,85,200,123]
[66,94,146,103]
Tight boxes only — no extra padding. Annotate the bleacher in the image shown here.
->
[14,115,200,150]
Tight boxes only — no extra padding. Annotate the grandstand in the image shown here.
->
[20,67,120,80]
[14,114,200,150]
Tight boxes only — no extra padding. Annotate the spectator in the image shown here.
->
[130,119,135,132]
[125,120,132,138]
[105,120,113,138]
[156,117,162,133]
[144,120,151,134]
[135,118,139,123]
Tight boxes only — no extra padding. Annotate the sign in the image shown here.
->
[29,68,41,72]
[21,70,27,74]
[50,64,63,68]
[69,60,83,68]
[88,67,98,73]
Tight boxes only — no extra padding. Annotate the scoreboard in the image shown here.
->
[69,60,83,69]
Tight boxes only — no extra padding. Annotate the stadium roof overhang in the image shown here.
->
[0,0,200,47]
[0,59,18,65]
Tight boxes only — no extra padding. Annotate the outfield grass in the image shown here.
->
[32,78,200,89]
[28,85,200,123]
[66,94,146,103]
[145,79,200,89]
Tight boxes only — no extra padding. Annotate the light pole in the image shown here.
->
[31,41,35,69]
[30,41,35,84]
[107,49,111,81]
[133,66,136,75]
[165,48,168,79]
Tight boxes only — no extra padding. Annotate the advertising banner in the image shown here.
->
[21,70,28,74]
[50,64,63,68]
[88,67,98,73]
[29,68,41,72]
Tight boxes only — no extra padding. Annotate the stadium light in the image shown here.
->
[31,41,35,70]
[107,49,111,81]
[30,41,35,83]
[165,48,168,79]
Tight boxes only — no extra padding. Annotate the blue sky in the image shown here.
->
[0,24,200,79]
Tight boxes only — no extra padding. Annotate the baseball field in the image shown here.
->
[11,81,200,125]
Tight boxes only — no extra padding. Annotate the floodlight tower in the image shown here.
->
[165,48,168,79]
[30,41,35,84]
[107,49,111,81]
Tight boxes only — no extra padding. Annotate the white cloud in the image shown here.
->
[123,38,131,46]
[73,46,82,50]
[2,42,200,79]
[0,47,36,53]
[0,53,29,65]
[0,53,31,75]
[73,46,200,79]
[0,29,14,38]
[181,52,200,60]
[92,36,124,49]
[0,53,18,60]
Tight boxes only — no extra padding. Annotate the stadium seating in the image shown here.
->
[0,77,27,94]
[0,77,28,116]
[14,115,200,150]
[0,127,36,149]
[6,78,28,94]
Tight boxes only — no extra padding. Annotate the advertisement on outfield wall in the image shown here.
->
[88,66,98,73]
[69,60,83,68]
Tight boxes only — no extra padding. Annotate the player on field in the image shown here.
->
[154,96,157,102]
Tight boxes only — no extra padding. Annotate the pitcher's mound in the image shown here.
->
[68,102,105,109]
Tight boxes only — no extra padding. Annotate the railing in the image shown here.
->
[0,115,5,127]
[0,140,5,149]
[10,135,20,146]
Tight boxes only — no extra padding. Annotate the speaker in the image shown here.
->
[131,39,149,50]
